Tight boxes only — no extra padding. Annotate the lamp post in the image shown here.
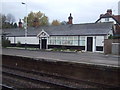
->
[22,2,27,49]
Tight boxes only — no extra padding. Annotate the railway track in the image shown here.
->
[0,84,15,90]
[3,71,79,89]
[2,65,119,89]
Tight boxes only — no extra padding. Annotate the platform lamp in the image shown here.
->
[22,2,27,49]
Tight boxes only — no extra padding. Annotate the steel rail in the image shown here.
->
[3,71,79,89]
[0,84,16,90]
[3,65,119,88]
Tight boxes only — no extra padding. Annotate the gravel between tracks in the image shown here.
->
[2,67,97,88]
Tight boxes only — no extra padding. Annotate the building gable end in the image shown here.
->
[37,29,49,37]
[95,16,120,25]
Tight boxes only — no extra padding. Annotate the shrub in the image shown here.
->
[61,46,66,50]
[16,41,21,47]
[108,35,120,39]
[108,35,113,39]
[2,38,11,47]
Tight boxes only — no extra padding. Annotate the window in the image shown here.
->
[49,36,79,46]
[96,36,104,46]
[48,36,56,45]
[73,36,78,46]
[105,18,109,22]
[79,36,85,46]
[56,36,61,45]
[56,40,61,45]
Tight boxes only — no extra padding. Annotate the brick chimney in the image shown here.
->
[107,9,112,15]
[68,13,73,24]
[18,19,22,28]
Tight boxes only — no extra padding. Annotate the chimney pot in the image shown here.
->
[18,19,22,28]
[68,13,73,24]
[107,9,112,15]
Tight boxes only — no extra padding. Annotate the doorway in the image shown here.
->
[41,38,47,49]
[87,37,93,51]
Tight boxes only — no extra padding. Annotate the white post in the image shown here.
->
[46,38,48,49]
[93,36,96,52]
[85,36,87,52]
[40,38,41,49]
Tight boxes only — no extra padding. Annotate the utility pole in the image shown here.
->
[22,2,27,49]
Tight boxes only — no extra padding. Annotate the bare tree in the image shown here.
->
[6,13,15,24]
[1,14,6,24]
[1,13,16,28]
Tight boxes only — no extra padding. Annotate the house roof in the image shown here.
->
[113,15,120,24]
[95,13,120,25]
[2,22,113,37]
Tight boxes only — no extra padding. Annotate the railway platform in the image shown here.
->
[2,48,120,67]
[2,48,120,88]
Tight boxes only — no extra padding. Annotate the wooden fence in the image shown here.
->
[104,39,120,54]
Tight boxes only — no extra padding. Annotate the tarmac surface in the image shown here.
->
[2,48,120,67]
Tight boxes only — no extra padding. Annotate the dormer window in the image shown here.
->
[105,18,109,22]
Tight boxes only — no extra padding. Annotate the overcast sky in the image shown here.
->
[1,0,120,24]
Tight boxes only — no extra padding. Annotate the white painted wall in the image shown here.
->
[8,37,39,44]
[16,37,39,44]
[99,18,116,24]
[8,37,15,43]
[8,35,105,52]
